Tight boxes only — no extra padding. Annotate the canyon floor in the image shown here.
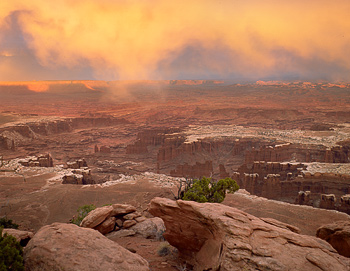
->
[1,80,350,268]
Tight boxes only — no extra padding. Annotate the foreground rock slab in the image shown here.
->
[149,197,350,271]
[24,223,149,271]
[317,220,350,258]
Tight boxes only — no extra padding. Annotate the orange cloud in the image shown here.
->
[1,0,350,80]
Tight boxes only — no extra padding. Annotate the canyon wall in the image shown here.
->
[0,116,130,150]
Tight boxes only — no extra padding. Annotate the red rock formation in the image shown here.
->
[317,221,350,258]
[296,190,312,205]
[80,204,165,239]
[320,194,336,210]
[126,129,178,154]
[149,197,350,271]
[339,195,350,214]
[24,223,150,271]
[18,154,53,167]
[235,160,350,210]
[66,159,87,169]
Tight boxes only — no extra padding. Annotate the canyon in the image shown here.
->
[1,80,350,269]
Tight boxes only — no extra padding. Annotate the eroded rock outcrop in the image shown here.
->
[296,190,312,205]
[339,194,350,214]
[236,161,350,212]
[18,154,53,167]
[66,159,87,169]
[149,197,350,271]
[62,168,93,184]
[24,223,149,271]
[80,204,165,238]
[320,194,336,210]
[317,221,350,258]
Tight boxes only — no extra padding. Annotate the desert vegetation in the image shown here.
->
[71,204,96,226]
[174,177,239,203]
[0,228,24,271]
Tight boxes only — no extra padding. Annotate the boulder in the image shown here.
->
[135,216,147,223]
[24,223,149,271]
[80,205,113,228]
[111,204,136,216]
[130,217,165,239]
[316,221,350,257]
[123,212,141,220]
[123,220,137,229]
[149,198,350,271]
[94,216,116,235]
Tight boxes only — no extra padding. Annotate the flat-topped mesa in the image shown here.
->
[245,143,349,164]
[157,136,262,165]
[18,154,53,167]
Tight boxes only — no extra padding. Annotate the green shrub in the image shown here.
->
[182,177,239,203]
[0,218,19,230]
[71,204,96,226]
[0,228,24,271]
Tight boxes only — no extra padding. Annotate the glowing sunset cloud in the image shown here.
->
[0,0,349,81]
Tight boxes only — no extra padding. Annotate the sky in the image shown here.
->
[0,0,349,82]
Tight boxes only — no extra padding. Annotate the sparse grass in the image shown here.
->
[71,204,96,226]
[157,241,172,256]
